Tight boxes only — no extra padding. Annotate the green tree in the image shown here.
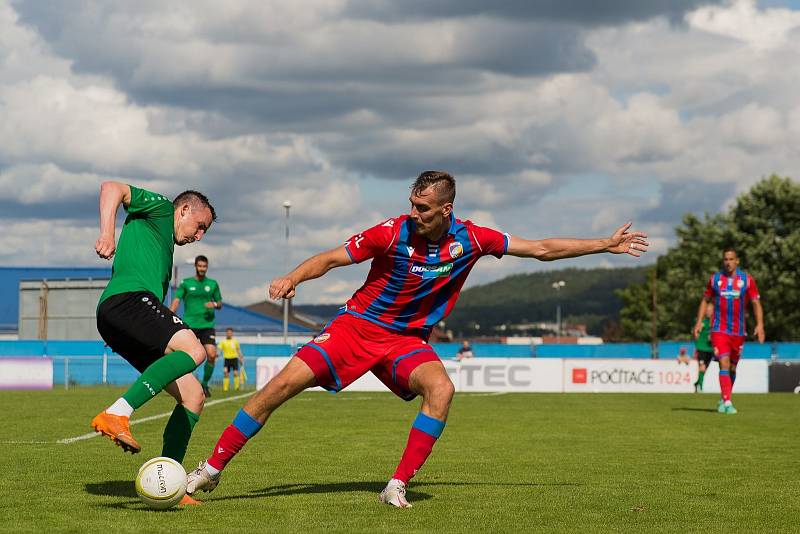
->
[619,175,800,341]
[729,175,800,339]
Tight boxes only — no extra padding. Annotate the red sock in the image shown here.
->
[393,428,438,484]
[207,424,249,471]
[719,372,732,402]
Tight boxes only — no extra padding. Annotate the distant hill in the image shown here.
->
[296,265,648,336]
[448,266,648,336]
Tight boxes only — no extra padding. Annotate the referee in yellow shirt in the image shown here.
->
[218,328,245,391]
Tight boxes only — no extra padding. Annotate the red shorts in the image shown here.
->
[711,332,745,364]
[295,313,440,400]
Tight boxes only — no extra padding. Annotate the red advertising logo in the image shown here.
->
[572,368,587,384]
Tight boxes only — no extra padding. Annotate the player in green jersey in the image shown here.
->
[170,255,222,397]
[693,303,714,392]
[91,182,216,503]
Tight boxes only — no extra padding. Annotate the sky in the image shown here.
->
[1,0,799,305]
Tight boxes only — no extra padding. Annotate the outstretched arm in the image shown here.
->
[95,182,131,259]
[269,246,354,299]
[506,222,648,261]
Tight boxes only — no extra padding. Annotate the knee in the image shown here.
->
[425,376,455,408]
[186,344,207,366]
[267,375,295,399]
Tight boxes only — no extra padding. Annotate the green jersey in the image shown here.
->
[176,277,222,329]
[99,186,174,306]
[695,316,712,352]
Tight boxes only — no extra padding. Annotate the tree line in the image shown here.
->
[618,175,800,341]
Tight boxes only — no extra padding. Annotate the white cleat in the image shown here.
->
[379,478,412,508]
[186,460,220,495]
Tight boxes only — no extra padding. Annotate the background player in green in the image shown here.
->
[91,182,216,504]
[693,303,714,392]
[170,255,222,397]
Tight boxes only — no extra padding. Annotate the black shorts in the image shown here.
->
[97,291,190,372]
[192,328,216,346]
[696,350,714,367]
[224,358,239,371]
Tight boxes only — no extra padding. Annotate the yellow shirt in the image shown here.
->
[218,338,241,360]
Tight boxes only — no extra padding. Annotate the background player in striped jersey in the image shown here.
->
[693,248,764,414]
[187,170,649,507]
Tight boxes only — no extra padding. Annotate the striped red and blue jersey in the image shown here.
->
[343,214,508,337]
[703,268,760,336]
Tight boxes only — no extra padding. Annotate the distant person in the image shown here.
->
[693,303,714,392]
[186,170,648,507]
[218,328,245,391]
[693,248,764,415]
[170,255,222,398]
[676,347,691,365]
[456,341,474,361]
[91,182,215,506]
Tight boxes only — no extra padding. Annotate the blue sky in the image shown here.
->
[1,0,799,305]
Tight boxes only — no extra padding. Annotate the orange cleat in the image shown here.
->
[90,411,141,454]
[179,494,203,505]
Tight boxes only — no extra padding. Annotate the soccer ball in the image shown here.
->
[135,457,187,509]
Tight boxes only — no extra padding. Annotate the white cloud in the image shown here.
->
[687,0,800,52]
[1,0,799,305]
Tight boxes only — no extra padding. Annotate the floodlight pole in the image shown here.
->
[552,280,566,343]
[282,200,292,345]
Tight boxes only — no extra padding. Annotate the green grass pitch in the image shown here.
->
[0,387,798,533]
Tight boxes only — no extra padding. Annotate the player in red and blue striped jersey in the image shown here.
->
[187,171,649,507]
[693,248,764,414]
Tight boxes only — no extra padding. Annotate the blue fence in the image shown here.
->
[2,339,796,386]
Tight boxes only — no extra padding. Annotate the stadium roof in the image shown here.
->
[0,267,312,335]
[172,300,312,334]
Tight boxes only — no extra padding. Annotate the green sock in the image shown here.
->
[122,351,197,409]
[161,405,200,463]
[202,361,215,386]
[698,370,705,387]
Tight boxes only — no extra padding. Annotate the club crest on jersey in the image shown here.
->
[737,279,744,288]
[449,242,464,259]
[205,285,211,292]
[314,333,331,343]
[409,262,453,278]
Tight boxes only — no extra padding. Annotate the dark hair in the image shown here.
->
[195,255,208,265]
[173,190,217,222]
[411,170,456,204]
[722,247,738,257]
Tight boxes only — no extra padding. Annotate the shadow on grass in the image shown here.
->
[85,480,136,498]
[86,480,184,512]
[209,479,581,503]
[671,407,718,413]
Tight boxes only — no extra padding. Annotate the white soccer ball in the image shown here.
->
[135,457,187,510]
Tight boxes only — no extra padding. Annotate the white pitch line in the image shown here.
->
[1,441,54,445]
[56,392,253,445]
